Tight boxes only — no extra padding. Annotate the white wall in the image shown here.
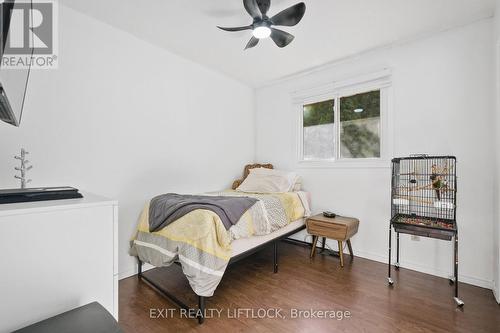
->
[493,0,500,302]
[0,5,255,278]
[0,2,496,295]
[256,20,495,288]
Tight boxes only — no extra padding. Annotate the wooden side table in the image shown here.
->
[306,214,359,267]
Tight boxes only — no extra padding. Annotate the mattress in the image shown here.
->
[231,218,305,257]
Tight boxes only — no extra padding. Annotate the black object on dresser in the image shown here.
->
[0,187,83,204]
[388,155,463,307]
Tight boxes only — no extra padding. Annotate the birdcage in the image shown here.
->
[387,155,463,307]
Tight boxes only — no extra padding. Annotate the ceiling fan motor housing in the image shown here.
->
[253,20,271,29]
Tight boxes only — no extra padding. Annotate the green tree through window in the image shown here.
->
[340,90,380,158]
[301,90,381,160]
[303,99,334,127]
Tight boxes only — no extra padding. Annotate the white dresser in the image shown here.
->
[0,193,118,333]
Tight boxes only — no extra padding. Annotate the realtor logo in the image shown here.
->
[0,0,58,69]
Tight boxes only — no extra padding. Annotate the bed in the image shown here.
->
[130,164,311,324]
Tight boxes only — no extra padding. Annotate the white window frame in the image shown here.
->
[293,69,393,169]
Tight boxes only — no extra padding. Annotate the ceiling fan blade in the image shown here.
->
[270,28,295,48]
[257,0,271,15]
[243,0,262,20]
[217,25,252,32]
[270,2,306,26]
[244,36,259,50]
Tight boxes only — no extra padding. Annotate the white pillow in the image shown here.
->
[251,168,299,191]
[258,169,303,192]
[237,168,298,193]
[292,177,302,191]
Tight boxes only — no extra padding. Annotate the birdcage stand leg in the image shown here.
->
[453,231,464,307]
[395,232,400,270]
[387,224,394,286]
[273,241,279,273]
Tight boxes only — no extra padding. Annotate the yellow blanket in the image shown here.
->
[130,190,309,296]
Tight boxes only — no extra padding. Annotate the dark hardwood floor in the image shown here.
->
[119,242,500,332]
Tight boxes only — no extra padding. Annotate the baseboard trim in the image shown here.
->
[119,237,493,291]
[493,281,500,304]
[119,262,155,280]
[353,248,493,290]
[287,235,493,290]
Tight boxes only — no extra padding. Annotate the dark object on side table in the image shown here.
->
[13,302,122,333]
[322,211,336,218]
[388,155,463,307]
[0,187,83,204]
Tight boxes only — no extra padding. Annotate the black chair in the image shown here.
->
[14,302,122,333]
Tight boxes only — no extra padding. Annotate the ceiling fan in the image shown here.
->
[217,0,306,50]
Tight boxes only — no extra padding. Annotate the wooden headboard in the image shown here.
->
[231,163,274,190]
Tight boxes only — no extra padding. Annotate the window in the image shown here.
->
[296,71,391,166]
[303,99,335,160]
[340,90,380,159]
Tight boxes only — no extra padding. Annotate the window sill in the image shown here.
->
[297,159,390,169]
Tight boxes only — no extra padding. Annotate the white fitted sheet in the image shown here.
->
[231,219,305,257]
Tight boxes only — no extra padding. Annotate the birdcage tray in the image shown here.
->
[391,214,456,240]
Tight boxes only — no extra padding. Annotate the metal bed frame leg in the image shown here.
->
[198,296,205,324]
[273,241,279,273]
[395,232,400,270]
[453,232,464,307]
[388,224,394,285]
[135,225,306,325]
[137,257,209,324]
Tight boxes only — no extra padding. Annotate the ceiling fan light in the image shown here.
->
[253,26,271,39]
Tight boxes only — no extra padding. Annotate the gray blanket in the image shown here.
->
[148,193,258,232]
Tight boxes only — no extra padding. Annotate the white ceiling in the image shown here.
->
[61,0,495,87]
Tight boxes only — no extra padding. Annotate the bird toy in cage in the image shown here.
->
[14,148,33,189]
[403,162,449,200]
[430,163,448,201]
